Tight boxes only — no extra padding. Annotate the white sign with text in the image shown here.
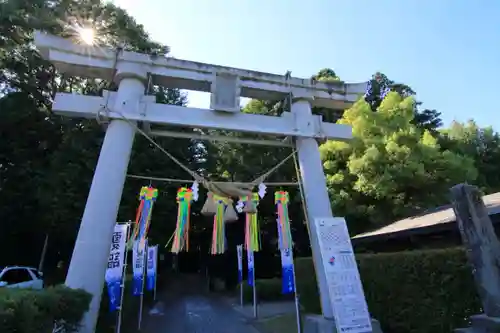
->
[315,217,372,333]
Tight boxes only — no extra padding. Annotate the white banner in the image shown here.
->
[105,223,128,312]
[146,245,157,291]
[237,245,243,282]
[132,240,146,296]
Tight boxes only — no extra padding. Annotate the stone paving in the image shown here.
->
[226,298,298,320]
[142,295,261,333]
[141,276,261,333]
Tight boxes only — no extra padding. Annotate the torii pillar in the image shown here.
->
[34,31,379,333]
[64,64,148,332]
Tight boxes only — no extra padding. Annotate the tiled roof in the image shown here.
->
[352,192,500,241]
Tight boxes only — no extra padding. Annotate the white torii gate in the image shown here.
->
[35,31,375,333]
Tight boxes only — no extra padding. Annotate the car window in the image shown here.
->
[30,269,42,279]
[1,269,33,284]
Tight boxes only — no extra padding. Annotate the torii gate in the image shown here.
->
[35,31,376,333]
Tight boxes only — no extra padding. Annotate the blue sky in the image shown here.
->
[113,0,500,129]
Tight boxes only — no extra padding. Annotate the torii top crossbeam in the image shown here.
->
[34,31,367,141]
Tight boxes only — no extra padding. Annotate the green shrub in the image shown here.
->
[240,278,294,303]
[0,285,91,333]
[240,248,481,333]
[295,248,482,333]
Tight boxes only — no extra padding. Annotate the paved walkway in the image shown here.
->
[226,298,298,320]
[141,275,261,333]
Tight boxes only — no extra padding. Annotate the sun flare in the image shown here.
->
[78,27,95,45]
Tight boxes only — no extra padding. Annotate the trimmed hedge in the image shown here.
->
[252,248,482,333]
[0,285,91,333]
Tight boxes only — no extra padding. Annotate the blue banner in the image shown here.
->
[106,280,121,311]
[132,240,145,296]
[105,224,128,312]
[247,249,254,287]
[138,200,150,242]
[276,218,295,294]
[146,245,157,291]
[280,248,295,294]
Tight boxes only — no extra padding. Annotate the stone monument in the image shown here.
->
[450,183,500,333]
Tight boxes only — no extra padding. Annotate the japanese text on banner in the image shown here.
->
[247,249,255,287]
[105,223,128,312]
[146,245,157,291]
[280,248,295,294]
[237,245,243,283]
[132,240,146,296]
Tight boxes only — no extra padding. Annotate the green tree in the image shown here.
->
[320,92,477,233]
[310,68,345,123]
[440,120,500,194]
[0,0,193,267]
[364,72,443,133]
[311,68,340,83]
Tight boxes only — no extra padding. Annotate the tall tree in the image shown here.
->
[440,120,500,194]
[311,68,340,82]
[0,0,193,267]
[364,72,443,133]
[320,92,477,233]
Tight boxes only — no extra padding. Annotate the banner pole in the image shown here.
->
[153,247,158,301]
[116,222,132,333]
[240,281,243,307]
[252,265,257,319]
[291,254,302,333]
[252,249,257,319]
[137,240,147,331]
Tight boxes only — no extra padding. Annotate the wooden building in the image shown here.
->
[351,192,500,253]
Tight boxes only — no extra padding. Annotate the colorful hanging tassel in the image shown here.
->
[242,193,261,252]
[131,186,158,251]
[211,195,228,255]
[275,191,292,250]
[171,187,194,253]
